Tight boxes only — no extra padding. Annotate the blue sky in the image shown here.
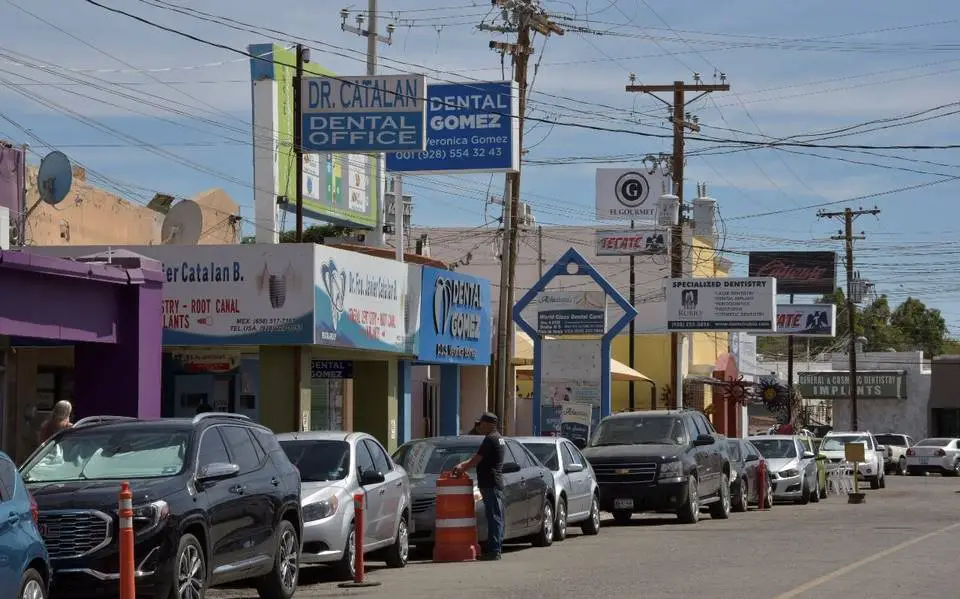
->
[2,0,960,333]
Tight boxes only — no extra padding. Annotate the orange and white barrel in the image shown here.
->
[433,472,480,562]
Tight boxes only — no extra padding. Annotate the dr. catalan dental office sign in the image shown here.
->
[534,291,607,336]
[797,371,907,400]
[418,266,492,364]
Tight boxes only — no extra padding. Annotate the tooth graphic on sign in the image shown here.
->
[433,278,451,336]
[321,260,347,332]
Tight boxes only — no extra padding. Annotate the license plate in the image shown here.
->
[920,457,929,465]
[614,498,634,509]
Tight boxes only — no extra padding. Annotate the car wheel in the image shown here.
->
[879,470,887,488]
[764,477,774,509]
[797,478,810,505]
[18,568,45,599]
[581,494,600,535]
[169,533,205,599]
[256,520,299,599]
[384,516,409,568]
[554,497,568,541]
[334,523,356,581]
[898,457,908,475]
[710,474,731,519]
[731,480,747,513]
[532,498,554,547]
[869,475,881,490]
[677,476,699,524]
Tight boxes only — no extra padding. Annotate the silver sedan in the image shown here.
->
[517,436,601,540]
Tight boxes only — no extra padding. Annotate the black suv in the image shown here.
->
[18,413,302,599]
[581,410,731,524]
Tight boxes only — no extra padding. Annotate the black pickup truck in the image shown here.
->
[581,409,731,524]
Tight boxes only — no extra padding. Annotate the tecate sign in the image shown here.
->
[595,168,670,222]
[595,229,668,256]
[748,251,837,295]
[300,74,427,153]
[666,277,776,332]
[767,304,837,337]
[385,81,519,174]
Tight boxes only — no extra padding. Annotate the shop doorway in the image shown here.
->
[422,380,439,437]
[310,360,351,431]
[173,374,236,416]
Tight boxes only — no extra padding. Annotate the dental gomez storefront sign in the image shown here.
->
[314,246,410,352]
[417,266,492,364]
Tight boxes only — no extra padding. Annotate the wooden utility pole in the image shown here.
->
[818,207,880,431]
[485,1,564,429]
[293,43,306,242]
[625,79,729,409]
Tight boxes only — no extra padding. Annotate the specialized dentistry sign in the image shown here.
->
[418,266,491,364]
[301,74,427,153]
[666,277,777,332]
[386,81,519,174]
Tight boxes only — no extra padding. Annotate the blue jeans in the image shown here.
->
[479,487,504,556]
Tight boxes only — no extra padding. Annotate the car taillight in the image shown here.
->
[906,448,914,456]
[28,491,39,524]
[936,449,946,457]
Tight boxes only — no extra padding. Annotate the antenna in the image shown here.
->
[37,151,73,206]
[161,200,203,245]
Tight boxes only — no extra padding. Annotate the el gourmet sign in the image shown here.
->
[797,371,906,400]
[748,251,837,295]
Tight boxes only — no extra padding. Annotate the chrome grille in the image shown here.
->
[411,497,435,514]
[592,462,658,484]
[38,510,112,559]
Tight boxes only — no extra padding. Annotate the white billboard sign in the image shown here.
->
[767,304,837,337]
[595,228,668,256]
[666,277,776,332]
[595,168,671,222]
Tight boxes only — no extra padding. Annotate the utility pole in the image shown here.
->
[818,206,880,432]
[340,4,395,248]
[292,44,308,242]
[628,219,636,411]
[537,225,544,278]
[626,77,729,409]
[484,1,564,429]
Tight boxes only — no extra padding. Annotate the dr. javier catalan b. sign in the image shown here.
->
[301,74,427,153]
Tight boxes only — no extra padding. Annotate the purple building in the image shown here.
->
[0,249,163,459]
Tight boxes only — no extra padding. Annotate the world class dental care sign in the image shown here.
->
[314,245,409,352]
[418,266,492,364]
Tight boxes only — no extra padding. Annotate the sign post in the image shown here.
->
[513,248,636,434]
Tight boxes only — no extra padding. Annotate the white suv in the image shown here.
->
[819,431,886,489]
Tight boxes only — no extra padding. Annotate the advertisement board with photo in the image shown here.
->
[666,277,776,332]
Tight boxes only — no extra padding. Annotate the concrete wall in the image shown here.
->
[828,351,930,440]
[459,365,488,430]
[24,166,240,246]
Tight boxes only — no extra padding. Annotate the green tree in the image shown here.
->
[277,225,350,244]
[891,296,947,356]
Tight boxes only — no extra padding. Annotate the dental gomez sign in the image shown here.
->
[418,266,492,364]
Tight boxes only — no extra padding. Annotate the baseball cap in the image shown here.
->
[478,412,499,424]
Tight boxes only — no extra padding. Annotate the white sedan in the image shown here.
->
[905,438,960,477]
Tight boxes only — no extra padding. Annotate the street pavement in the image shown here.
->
[211,475,960,599]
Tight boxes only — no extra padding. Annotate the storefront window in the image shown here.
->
[310,360,350,431]
[36,367,74,415]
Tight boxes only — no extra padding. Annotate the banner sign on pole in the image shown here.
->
[666,277,776,332]
[595,168,670,222]
[534,290,607,335]
[595,228,668,256]
[385,81,519,174]
[301,74,427,153]
[748,251,837,295]
[766,304,837,337]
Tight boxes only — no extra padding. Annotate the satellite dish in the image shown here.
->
[161,200,203,245]
[37,151,73,205]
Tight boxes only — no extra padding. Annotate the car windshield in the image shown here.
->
[20,430,189,482]
[750,439,797,459]
[726,440,742,461]
[875,435,907,447]
[821,435,871,451]
[279,440,349,482]
[392,441,478,478]
[523,443,558,470]
[916,438,952,447]
[589,416,687,446]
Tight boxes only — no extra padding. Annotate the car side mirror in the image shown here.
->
[565,462,585,474]
[197,462,240,482]
[359,469,386,486]
[692,434,715,447]
[744,454,760,463]
[502,462,521,474]
[802,451,816,460]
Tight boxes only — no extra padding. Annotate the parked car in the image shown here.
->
[581,410,731,525]
[748,435,819,504]
[0,450,50,599]
[875,433,915,475]
[819,431,886,489]
[392,436,556,551]
[796,435,827,499]
[19,414,302,599]
[725,439,773,511]
[905,438,960,476]
[277,431,410,580]
[517,436,601,540]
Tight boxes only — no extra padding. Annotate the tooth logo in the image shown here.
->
[433,277,452,335]
[321,260,347,332]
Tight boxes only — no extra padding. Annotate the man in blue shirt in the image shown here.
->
[455,412,505,560]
